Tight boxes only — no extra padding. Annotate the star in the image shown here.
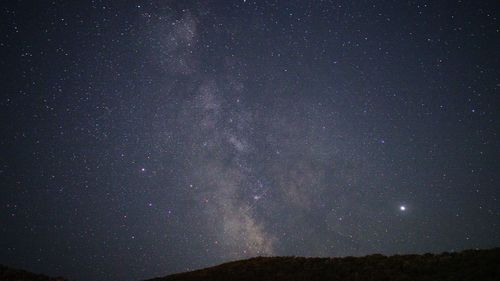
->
[2,1,497,280]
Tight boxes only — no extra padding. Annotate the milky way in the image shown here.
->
[1,1,498,281]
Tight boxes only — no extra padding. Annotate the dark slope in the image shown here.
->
[0,265,68,281]
[146,248,500,281]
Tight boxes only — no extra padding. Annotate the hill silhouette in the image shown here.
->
[0,265,68,281]
[146,248,500,281]
[1,248,499,280]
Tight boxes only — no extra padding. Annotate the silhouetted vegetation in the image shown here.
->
[146,248,500,281]
[0,265,68,281]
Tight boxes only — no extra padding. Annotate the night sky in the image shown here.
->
[1,1,499,281]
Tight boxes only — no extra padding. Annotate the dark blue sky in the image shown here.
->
[1,1,498,280]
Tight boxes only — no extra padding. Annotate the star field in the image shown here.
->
[0,1,499,281]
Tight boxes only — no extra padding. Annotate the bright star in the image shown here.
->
[400,205,406,211]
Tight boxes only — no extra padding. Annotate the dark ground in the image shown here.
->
[146,248,500,281]
[2,248,499,281]
[0,265,68,281]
